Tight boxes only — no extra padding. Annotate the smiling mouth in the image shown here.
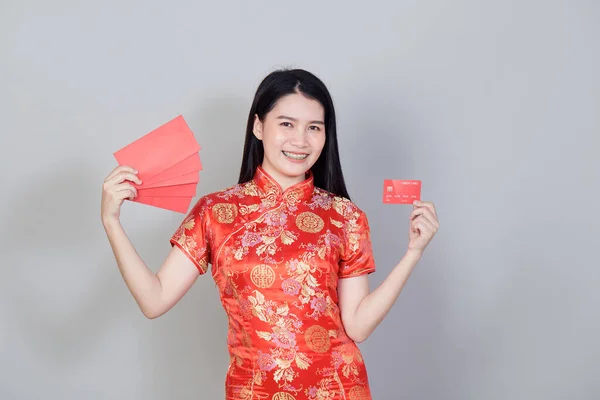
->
[282,151,309,160]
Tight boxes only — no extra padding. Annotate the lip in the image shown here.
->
[282,150,309,163]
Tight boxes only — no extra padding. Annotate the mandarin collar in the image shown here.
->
[253,165,314,203]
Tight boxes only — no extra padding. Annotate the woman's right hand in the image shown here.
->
[101,165,142,224]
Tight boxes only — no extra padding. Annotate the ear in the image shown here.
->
[253,114,263,140]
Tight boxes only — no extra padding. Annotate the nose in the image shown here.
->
[290,128,309,148]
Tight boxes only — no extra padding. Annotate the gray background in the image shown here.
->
[1,0,598,399]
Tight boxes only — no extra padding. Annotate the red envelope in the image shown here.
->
[383,179,421,204]
[139,153,202,188]
[137,183,197,197]
[139,171,199,189]
[133,195,193,214]
[113,115,200,182]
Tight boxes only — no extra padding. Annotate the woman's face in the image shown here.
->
[253,93,326,190]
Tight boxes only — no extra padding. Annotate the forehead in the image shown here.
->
[269,93,324,120]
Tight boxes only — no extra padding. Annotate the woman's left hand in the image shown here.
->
[408,200,439,254]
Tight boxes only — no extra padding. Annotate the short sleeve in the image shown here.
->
[170,196,212,274]
[338,211,376,278]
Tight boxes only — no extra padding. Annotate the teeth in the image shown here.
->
[283,151,308,160]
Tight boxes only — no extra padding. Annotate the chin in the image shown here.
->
[281,165,310,178]
[277,161,313,178]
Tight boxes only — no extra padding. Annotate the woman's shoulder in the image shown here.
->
[191,180,261,211]
[311,187,366,220]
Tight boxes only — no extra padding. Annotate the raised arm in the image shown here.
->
[101,165,200,319]
[338,200,439,343]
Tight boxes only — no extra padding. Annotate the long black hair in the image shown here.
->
[237,68,351,200]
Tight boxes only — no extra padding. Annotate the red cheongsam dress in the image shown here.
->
[170,165,376,400]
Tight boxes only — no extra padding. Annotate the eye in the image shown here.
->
[309,125,321,131]
[280,122,293,127]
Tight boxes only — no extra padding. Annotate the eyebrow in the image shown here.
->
[276,115,325,125]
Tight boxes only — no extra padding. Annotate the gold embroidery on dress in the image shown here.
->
[196,257,208,273]
[304,325,331,353]
[272,392,296,400]
[250,288,313,387]
[280,230,297,245]
[345,216,363,253]
[175,167,374,399]
[348,386,369,400]
[212,203,238,223]
[221,268,254,370]
[250,264,276,288]
[284,188,302,209]
[308,373,342,400]
[173,214,210,272]
[332,196,358,220]
[244,181,260,197]
[329,218,343,228]
[296,212,325,233]
[338,343,364,381]
[262,187,279,209]
[240,203,260,215]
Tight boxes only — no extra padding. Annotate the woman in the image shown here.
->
[101,68,439,400]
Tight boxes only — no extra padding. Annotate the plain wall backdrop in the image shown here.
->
[1,0,599,399]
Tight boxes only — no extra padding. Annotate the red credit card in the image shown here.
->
[383,180,421,204]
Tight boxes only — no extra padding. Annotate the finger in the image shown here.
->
[410,207,439,227]
[107,171,142,186]
[420,209,439,229]
[105,165,138,182]
[410,206,427,220]
[411,218,425,234]
[413,200,437,219]
[420,215,437,234]
[105,165,132,181]
[411,214,430,229]
[113,183,138,199]
[103,174,139,194]
[412,215,436,235]
[415,201,437,219]
[116,189,136,201]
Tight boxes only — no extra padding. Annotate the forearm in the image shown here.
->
[102,218,163,318]
[352,250,422,341]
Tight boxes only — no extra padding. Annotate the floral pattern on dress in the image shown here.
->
[171,165,376,400]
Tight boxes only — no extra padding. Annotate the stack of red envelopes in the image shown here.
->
[113,115,201,213]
